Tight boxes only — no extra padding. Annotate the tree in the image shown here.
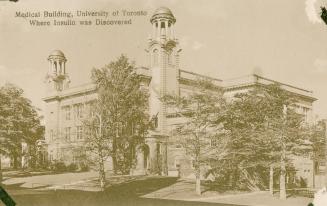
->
[0,83,44,181]
[262,84,307,199]
[84,55,149,189]
[83,111,110,191]
[305,120,326,187]
[223,88,276,191]
[163,79,227,195]
[223,84,308,199]
[321,7,327,25]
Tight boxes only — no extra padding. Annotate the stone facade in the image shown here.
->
[43,7,318,187]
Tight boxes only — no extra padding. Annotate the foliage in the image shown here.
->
[0,83,44,169]
[163,78,227,195]
[49,161,80,172]
[84,55,150,189]
[306,120,326,169]
[78,162,90,172]
[221,83,308,195]
[67,163,78,172]
[51,161,67,172]
[321,7,327,25]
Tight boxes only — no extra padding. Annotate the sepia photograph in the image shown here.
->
[1,0,327,205]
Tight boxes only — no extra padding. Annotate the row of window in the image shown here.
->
[49,126,84,141]
[293,105,310,122]
[62,102,95,121]
[64,126,84,140]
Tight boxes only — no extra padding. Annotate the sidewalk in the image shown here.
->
[143,179,313,206]
[191,192,312,206]
[3,171,148,192]
[3,171,98,190]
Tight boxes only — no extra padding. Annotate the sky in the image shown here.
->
[1,0,327,119]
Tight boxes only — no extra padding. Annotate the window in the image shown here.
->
[174,158,181,169]
[64,127,71,141]
[74,104,84,119]
[86,101,95,118]
[76,126,83,140]
[65,106,71,120]
[49,153,53,161]
[302,107,309,122]
[62,106,71,120]
[50,130,54,141]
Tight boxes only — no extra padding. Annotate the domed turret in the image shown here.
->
[49,50,66,58]
[150,7,176,40]
[150,7,176,24]
[48,50,67,76]
[46,50,70,91]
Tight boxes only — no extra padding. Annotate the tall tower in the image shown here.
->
[147,7,182,133]
[45,50,70,92]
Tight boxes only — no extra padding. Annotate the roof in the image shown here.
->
[223,74,317,102]
[153,7,174,16]
[49,50,65,57]
[150,7,176,23]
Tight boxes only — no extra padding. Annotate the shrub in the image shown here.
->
[52,161,67,172]
[67,163,78,172]
[79,162,89,172]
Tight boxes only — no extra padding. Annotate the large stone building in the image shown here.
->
[43,7,319,187]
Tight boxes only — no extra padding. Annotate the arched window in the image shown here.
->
[54,61,57,73]
[59,62,62,74]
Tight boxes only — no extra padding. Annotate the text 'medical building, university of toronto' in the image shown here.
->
[42,7,321,187]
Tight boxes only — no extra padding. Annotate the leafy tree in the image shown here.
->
[305,120,326,187]
[262,84,307,199]
[0,83,44,182]
[222,88,274,191]
[84,55,149,189]
[223,84,308,199]
[321,7,327,25]
[83,111,111,191]
[163,79,227,195]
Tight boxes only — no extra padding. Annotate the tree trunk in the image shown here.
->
[279,105,287,200]
[112,154,118,175]
[269,165,274,195]
[162,142,168,176]
[12,154,19,169]
[99,157,106,191]
[195,166,201,195]
[112,137,118,175]
[280,151,286,200]
[0,155,2,185]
